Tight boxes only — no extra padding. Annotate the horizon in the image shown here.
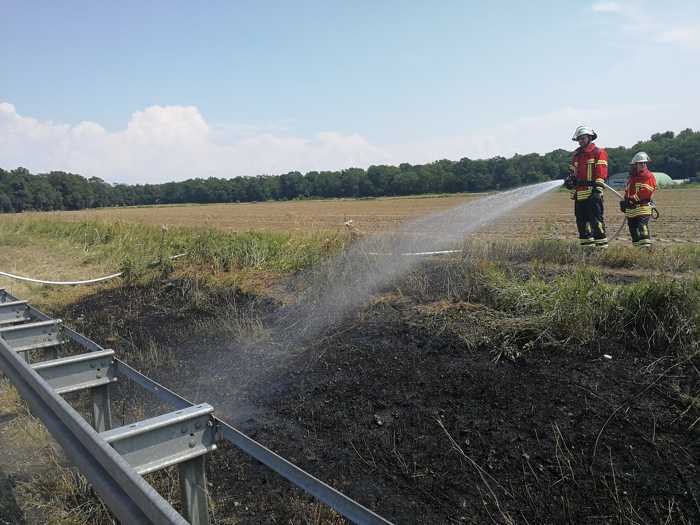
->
[0,127,689,186]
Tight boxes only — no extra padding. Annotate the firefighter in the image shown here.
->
[564,125,609,247]
[620,152,657,248]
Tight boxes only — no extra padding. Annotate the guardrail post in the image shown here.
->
[91,384,112,432]
[179,456,210,525]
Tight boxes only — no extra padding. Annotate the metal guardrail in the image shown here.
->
[0,337,189,525]
[0,288,394,525]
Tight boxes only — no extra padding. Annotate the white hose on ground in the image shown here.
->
[0,271,125,286]
[367,249,463,256]
[0,253,187,286]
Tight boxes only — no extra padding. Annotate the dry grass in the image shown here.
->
[10,193,482,234]
[16,458,114,525]
[4,187,699,244]
[0,238,119,311]
[0,378,23,417]
[0,380,110,525]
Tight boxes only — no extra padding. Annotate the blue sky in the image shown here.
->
[2,1,699,183]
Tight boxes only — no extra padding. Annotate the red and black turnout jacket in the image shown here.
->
[569,143,609,201]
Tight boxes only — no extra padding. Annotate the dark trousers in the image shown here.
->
[574,197,607,245]
[628,215,651,246]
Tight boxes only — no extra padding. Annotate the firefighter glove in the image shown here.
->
[591,187,603,199]
[564,175,576,190]
[619,200,627,212]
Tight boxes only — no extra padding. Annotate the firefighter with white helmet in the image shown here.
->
[620,151,657,247]
[564,125,609,247]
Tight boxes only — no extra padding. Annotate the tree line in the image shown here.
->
[1,128,698,213]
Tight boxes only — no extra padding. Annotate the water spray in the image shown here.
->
[276,179,563,345]
[185,180,565,423]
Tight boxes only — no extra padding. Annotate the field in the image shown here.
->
[30,194,483,233]
[0,187,698,524]
[18,187,700,243]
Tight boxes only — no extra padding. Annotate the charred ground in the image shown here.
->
[1,238,698,524]
[41,247,699,525]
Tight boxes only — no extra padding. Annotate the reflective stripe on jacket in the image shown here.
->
[624,167,657,218]
[569,143,609,201]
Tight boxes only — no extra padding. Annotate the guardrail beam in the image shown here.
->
[100,404,217,475]
[0,319,64,354]
[0,337,190,525]
[0,300,31,325]
[31,349,116,394]
[1,290,395,525]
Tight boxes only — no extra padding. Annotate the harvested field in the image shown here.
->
[18,187,700,244]
[484,187,700,245]
[28,194,482,234]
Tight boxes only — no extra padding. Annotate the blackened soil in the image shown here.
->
[59,283,699,524]
[248,298,699,524]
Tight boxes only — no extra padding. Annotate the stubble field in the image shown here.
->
[23,187,700,243]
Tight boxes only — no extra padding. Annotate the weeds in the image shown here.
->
[461,238,700,274]
[0,217,347,283]
[17,458,114,525]
[476,266,700,354]
[397,253,699,356]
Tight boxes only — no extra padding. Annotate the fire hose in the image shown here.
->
[600,182,629,242]
[0,253,187,286]
[600,182,659,242]
[563,178,658,242]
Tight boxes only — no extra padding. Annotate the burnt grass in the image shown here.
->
[267,300,698,524]
[50,265,700,524]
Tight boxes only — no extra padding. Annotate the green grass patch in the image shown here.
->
[463,238,700,273]
[470,263,700,354]
[0,217,347,279]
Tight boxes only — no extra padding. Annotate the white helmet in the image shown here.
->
[572,125,598,141]
[630,152,650,165]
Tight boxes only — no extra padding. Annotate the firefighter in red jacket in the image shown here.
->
[620,152,657,248]
[564,125,609,247]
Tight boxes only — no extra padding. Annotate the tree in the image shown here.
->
[2,128,698,213]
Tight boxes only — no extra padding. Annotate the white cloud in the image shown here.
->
[591,2,624,13]
[657,24,700,48]
[0,102,391,183]
[384,103,698,165]
[590,1,700,49]
[1,101,698,184]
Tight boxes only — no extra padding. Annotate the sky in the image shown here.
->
[1,0,699,184]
